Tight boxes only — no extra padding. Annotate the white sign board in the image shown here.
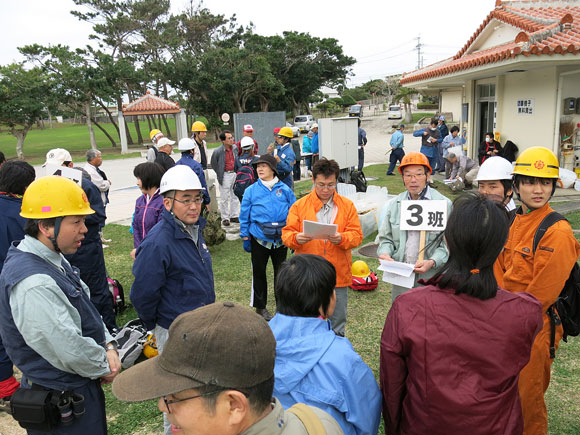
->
[516,99,534,115]
[400,200,448,231]
[43,165,83,185]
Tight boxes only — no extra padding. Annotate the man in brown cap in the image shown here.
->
[113,302,342,434]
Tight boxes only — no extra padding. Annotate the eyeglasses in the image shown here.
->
[172,196,203,206]
[162,389,248,413]
[315,183,336,190]
[402,173,427,180]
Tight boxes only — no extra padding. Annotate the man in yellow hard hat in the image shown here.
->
[0,176,120,434]
[267,127,296,189]
[191,121,208,170]
[494,146,580,435]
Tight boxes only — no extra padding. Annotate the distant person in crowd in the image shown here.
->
[419,119,440,180]
[446,152,479,191]
[387,124,405,175]
[302,130,314,172]
[131,165,215,435]
[267,127,296,190]
[282,158,363,336]
[378,152,451,302]
[495,147,580,434]
[239,154,296,321]
[381,194,543,435]
[270,254,381,435]
[0,151,5,167]
[175,138,210,209]
[45,148,118,332]
[210,131,240,227]
[236,124,259,155]
[478,132,503,165]
[148,129,174,163]
[85,149,111,206]
[154,137,176,172]
[238,136,259,166]
[441,125,465,178]
[0,176,120,435]
[291,129,302,181]
[476,156,516,215]
[112,302,343,434]
[131,162,165,259]
[191,121,208,169]
[357,118,367,172]
[311,123,320,167]
[435,115,448,172]
[0,160,35,407]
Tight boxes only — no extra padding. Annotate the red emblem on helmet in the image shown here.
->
[534,160,545,170]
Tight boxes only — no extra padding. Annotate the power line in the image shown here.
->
[355,39,416,60]
[355,48,416,65]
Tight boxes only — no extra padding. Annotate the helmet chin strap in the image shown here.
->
[43,217,63,253]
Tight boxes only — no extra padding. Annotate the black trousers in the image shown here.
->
[250,236,287,309]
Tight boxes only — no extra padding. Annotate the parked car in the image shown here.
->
[388,105,402,119]
[293,115,314,132]
[285,122,301,137]
[349,104,363,117]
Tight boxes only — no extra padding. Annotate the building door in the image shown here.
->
[476,84,496,146]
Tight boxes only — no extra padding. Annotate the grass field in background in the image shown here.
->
[99,164,580,434]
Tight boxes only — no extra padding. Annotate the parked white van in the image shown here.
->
[388,105,402,119]
[294,115,314,132]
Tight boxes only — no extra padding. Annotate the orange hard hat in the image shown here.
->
[398,152,432,174]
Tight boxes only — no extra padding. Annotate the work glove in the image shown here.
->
[243,239,252,253]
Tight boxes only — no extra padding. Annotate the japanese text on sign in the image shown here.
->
[400,200,448,231]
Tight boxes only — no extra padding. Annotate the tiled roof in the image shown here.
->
[123,91,181,115]
[401,0,580,85]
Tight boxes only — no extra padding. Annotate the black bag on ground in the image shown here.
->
[10,388,61,431]
[350,170,367,192]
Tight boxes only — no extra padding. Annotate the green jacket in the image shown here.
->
[377,188,452,282]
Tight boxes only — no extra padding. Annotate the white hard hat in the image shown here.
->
[159,165,203,194]
[476,156,513,181]
[177,138,196,151]
[240,136,255,150]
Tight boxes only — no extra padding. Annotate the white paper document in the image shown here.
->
[303,220,338,240]
[378,259,416,288]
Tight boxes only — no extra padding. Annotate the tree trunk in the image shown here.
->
[12,127,29,159]
[47,108,53,129]
[120,95,134,145]
[162,114,172,138]
[133,117,144,144]
[95,100,120,146]
[259,95,269,112]
[91,118,117,147]
[404,102,413,124]
[85,102,97,150]
[146,115,153,131]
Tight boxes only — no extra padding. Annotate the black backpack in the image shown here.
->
[233,164,257,201]
[526,212,580,358]
[350,170,367,192]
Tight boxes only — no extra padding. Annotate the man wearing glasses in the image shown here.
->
[378,152,451,302]
[113,302,342,434]
[283,158,363,336]
[130,165,215,434]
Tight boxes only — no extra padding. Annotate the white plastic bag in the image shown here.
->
[557,168,577,189]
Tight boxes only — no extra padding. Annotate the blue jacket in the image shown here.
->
[176,152,210,205]
[302,136,312,154]
[437,122,449,144]
[0,195,26,274]
[239,179,296,242]
[269,314,381,435]
[131,210,215,330]
[390,130,404,149]
[441,133,466,158]
[276,143,296,189]
[312,133,319,154]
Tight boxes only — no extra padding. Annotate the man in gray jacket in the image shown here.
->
[447,153,479,191]
[210,131,240,226]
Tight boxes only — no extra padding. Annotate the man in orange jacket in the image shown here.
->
[495,147,580,435]
[282,158,363,336]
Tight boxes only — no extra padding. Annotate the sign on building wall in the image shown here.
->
[517,99,534,115]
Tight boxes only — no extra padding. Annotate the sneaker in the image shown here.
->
[222,219,230,227]
[386,172,395,176]
[230,217,240,224]
[256,308,273,322]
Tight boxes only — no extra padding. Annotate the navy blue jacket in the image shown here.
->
[0,195,26,274]
[131,210,215,330]
[176,152,211,205]
[276,143,296,189]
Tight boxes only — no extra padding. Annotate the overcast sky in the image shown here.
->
[2,0,497,87]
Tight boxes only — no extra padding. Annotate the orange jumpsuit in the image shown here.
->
[495,203,580,435]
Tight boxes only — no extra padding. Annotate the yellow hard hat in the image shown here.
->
[21,176,94,219]
[351,260,371,278]
[277,126,293,139]
[513,146,559,179]
[143,333,158,359]
[191,121,207,132]
[149,129,162,141]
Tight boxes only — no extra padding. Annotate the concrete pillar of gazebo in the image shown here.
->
[176,109,188,141]
[119,112,128,154]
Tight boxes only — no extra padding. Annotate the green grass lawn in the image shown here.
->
[99,165,580,434]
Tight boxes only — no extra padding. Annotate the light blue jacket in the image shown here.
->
[239,179,296,242]
[441,133,466,158]
[302,136,312,153]
[377,188,452,282]
[269,314,381,435]
[390,130,404,149]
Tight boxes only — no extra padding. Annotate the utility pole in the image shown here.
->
[415,36,423,69]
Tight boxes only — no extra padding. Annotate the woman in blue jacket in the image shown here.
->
[239,154,295,321]
[269,255,382,435]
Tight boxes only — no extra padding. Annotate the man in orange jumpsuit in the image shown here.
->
[495,146,580,434]
[282,158,363,336]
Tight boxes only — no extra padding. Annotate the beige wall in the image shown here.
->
[475,21,521,52]
[495,67,558,153]
[440,90,463,123]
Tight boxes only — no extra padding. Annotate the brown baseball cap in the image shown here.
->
[112,302,276,402]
